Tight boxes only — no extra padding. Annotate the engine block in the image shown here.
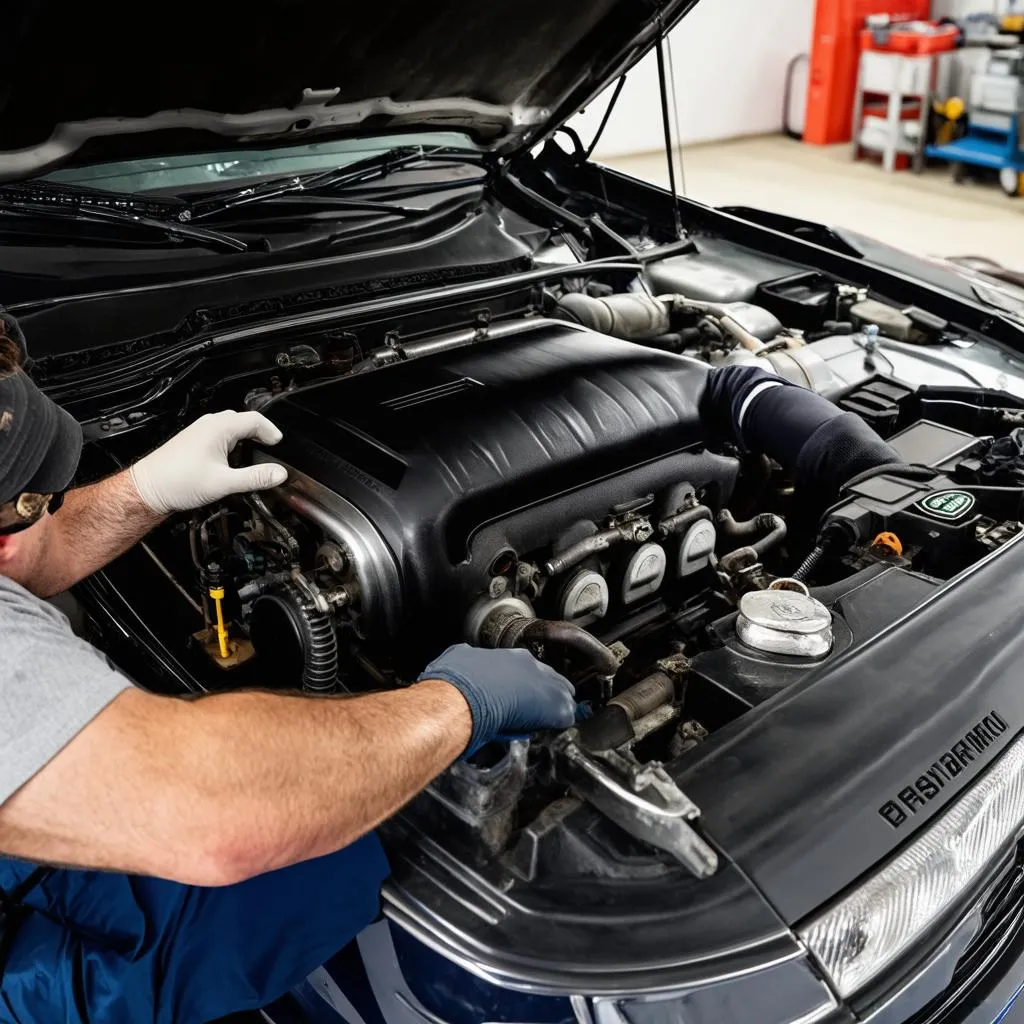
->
[255,322,738,664]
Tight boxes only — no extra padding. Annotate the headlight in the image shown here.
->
[799,733,1024,998]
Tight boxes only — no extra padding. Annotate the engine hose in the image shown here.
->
[792,545,826,583]
[716,510,787,557]
[301,602,340,692]
[792,523,851,583]
[609,670,676,720]
[553,292,670,341]
[577,670,676,752]
[717,546,760,575]
[481,612,621,678]
[700,364,904,509]
[658,503,713,538]
[249,583,340,692]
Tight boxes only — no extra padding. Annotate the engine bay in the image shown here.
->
[96,273,1024,884]
[39,149,1024,888]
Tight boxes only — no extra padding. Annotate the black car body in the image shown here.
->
[5,3,1024,1022]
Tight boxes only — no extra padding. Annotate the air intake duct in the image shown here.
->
[700,365,903,507]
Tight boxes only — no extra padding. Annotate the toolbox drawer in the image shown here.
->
[860,51,937,95]
[972,74,1023,115]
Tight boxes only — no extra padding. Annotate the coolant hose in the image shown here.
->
[700,365,903,506]
[577,670,676,752]
[717,509,787,556]
[481,612,621,678]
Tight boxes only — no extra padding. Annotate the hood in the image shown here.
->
[0,0,694,183]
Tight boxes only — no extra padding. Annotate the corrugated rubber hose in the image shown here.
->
[700,364,903,506]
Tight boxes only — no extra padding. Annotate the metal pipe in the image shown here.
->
[360,318,582,372]
[718,314,766,354]
[577,670,677,753]
[553,293,670,342]
[543,520,653,576]
[139,542,204,616]
[608,671,676,720]
[246,492,301,560]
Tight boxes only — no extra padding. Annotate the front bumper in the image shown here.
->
[286,827,1024,1024]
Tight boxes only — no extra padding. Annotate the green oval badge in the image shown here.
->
[916,489,977,521]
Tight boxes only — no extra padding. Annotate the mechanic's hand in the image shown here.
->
[418,644,576,758]
[130,410,289,515]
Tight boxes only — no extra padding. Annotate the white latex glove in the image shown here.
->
[130,410,289,515]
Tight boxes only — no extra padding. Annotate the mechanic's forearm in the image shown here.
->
[185,681,471,878]
[34,471,164,595]
[0,680,471,885]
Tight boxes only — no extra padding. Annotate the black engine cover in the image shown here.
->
[262,322,734,656]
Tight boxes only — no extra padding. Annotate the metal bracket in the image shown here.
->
[553,732,719,879]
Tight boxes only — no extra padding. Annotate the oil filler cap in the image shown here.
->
[736,588,833,658]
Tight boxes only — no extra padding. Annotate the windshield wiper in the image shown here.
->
[184,145,486,222]
[201,193,427,219]
[0,193,253,253]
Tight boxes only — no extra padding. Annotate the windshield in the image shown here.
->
[41,131,479,195]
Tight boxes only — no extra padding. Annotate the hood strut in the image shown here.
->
[655,21,684,241]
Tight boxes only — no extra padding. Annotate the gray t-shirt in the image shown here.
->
[0,575,131,804]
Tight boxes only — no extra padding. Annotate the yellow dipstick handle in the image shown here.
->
[209,587,230,659]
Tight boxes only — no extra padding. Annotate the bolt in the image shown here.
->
[325,586,353,610]
[321,545,347,573]
[488,576,509,598]
[633,522,654,543]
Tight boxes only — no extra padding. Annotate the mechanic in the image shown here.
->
[0,310,576,1024]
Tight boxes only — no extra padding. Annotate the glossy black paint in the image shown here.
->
[1,0,698,171]
[9,206,531,357]
[690,566,939,708]
[679,531,1024,923]
[379,812,798,994]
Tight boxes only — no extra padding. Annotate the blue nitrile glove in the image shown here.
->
[418,644,576,758]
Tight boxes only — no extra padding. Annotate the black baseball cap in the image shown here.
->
[0,368,83,504]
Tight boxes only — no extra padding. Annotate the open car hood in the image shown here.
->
[0,0,695,182]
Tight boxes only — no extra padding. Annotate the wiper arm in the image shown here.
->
[184,145,485,222]
[214,194,426,218]
[0,198,253,253]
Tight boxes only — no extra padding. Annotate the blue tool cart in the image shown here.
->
[925,44,1024,196]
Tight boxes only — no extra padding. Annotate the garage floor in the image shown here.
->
[605,134,1022,269]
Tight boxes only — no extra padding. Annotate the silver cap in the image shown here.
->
[736,589,833,658]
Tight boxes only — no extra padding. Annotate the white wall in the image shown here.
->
[569,0,815,158]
